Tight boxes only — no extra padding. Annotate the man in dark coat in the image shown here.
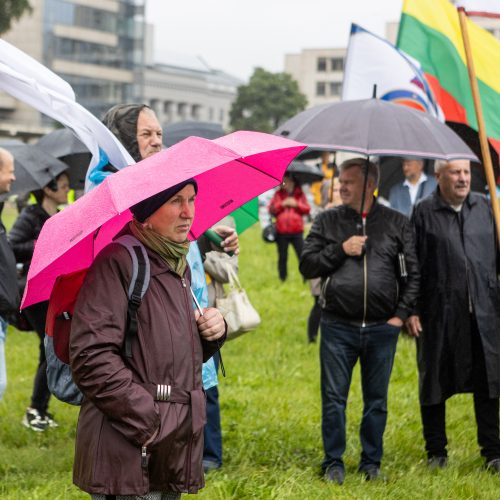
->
[300,158,420,484]
[407,159,500,472]
[0,147,17,401]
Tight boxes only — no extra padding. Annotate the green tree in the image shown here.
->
[230,67,307,133]
[0,0,32,35]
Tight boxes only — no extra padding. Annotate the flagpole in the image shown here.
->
[457,6,500,242]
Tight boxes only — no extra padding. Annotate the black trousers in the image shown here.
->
[276,233,303,281]
[24,301,51,414]
[420,317,500,461]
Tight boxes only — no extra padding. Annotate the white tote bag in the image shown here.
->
[216,264,261,340]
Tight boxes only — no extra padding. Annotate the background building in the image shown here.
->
[0,0,241,140]
[285,48,345,108]
[1,0,145,139]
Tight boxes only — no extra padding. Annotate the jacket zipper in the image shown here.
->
[362,217,368,327]
[181,274,196,490]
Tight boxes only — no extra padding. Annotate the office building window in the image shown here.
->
[329,82,342,96]
[317,57,327,72]
[330,58,344,71]
[316,82,326,96]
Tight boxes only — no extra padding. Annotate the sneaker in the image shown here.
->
[324,465,345,485]
[22,408,48,432]
[427,456,448,469]
[203,460,221,473]
[42,411,59,428]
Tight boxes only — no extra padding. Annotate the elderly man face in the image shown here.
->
[0,149,15,194]
[402,159,424,184]
[436,159,471,205]
[136,108,163,160]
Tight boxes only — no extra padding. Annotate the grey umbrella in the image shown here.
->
[37,129,91,190]
[163,121,224,147]
[0,144,68,201]
[275,98,478,162]
[286,161,324,184]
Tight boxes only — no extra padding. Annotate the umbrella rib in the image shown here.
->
[235,158,283,183]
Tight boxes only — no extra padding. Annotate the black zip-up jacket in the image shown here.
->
[8,204,50,276]
[299,200,419,325]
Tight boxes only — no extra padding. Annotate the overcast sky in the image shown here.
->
[145,0,404,81]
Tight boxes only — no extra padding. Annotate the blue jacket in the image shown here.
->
[389,176,437,217]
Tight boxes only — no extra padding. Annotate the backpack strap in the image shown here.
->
[115,235,151,358]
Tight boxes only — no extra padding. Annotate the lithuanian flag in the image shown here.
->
[397,0,500,156]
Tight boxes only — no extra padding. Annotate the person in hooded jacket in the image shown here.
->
[8,171,70,431]
[70,179,226,499]
[269,174,310,281]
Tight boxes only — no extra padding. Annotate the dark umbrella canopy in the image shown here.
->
[0,144,68,200]
[286,161,324,184]
[37,129,91,190]
[163,121,225,147]
[275,98,478,162]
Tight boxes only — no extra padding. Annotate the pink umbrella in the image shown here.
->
[22,131,305,308]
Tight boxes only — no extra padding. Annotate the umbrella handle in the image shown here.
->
[205,229,234,257]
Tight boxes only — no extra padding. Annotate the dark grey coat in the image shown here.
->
[412,190,500,405]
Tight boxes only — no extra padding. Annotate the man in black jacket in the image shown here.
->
[300,158,419,484]
[0,147,17,401]
[407,159,500,472]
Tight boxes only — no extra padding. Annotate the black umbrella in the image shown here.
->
[0,144,68,201]
[286,161,324,184]
[163,121,224,147]
[37,129,91,190]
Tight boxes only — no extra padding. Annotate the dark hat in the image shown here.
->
[130,179,198,222]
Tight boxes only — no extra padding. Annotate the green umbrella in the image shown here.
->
[230,197,259,234]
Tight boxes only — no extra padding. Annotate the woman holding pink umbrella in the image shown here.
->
[70,179,226,499]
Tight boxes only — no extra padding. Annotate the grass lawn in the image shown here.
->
[0,202,498,498]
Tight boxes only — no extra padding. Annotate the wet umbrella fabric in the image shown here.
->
[0,144,68,201]
[37,129,91,190]
[286,161,324,184]
[22,131,305,308]
[275,98,478,162]
[163,121,225,148]
[163,121,259,234]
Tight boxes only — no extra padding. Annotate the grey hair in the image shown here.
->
[434,160,448,173]
[0,148,13,171]
[339,157,380,187]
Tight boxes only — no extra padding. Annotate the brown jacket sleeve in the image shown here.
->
[69,244,159,447]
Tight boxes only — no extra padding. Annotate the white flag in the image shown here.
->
[0,39,134,185]
[342,24,444,120]
[455,0,500,17]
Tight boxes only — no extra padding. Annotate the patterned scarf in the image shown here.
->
[130,219,190,277]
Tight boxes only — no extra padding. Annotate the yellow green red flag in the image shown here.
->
[397,0,500,155]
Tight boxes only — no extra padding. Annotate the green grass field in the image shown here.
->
[0,202,498,499]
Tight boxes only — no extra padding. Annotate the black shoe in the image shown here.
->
[360,465,380,481]
[485,458,500,472]
[427,456,448,469]
[324,465,344,485]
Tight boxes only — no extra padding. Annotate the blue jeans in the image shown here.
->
[320,318,400,471]
[0,316,7,401]
[203,352,222,467]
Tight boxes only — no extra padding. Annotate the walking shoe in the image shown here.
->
[42,411,59,428]
[22,408,48,432]
[485,458,500,473]
[203,460,221,473]
[324,465,345,485]
[359,465,381,481]
[427,456,448,469]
